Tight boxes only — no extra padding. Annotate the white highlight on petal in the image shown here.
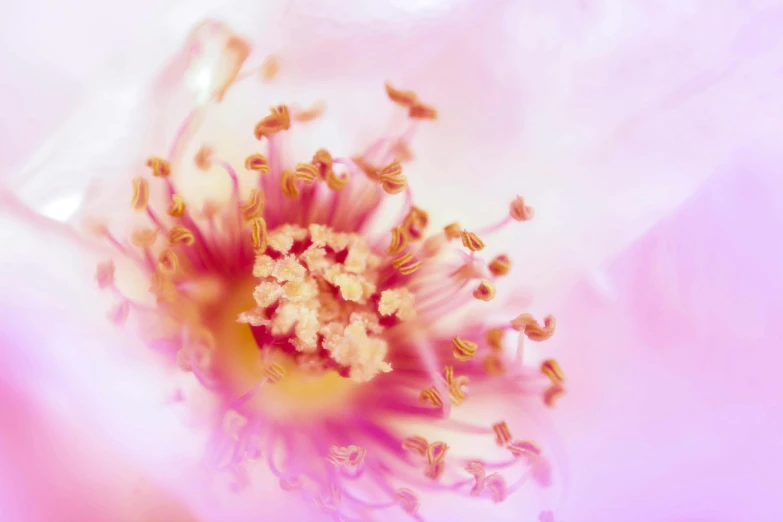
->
[38,191,83,222]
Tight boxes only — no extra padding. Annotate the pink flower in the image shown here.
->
[2,1,781,521]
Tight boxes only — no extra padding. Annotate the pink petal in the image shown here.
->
[552,164,782,521]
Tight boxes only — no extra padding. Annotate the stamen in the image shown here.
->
[402,436,429,456]
[395,489,419,514]
[260,55,279,81]
[245,153,270,173]
[240,189,265,220]
[484,354,506,376]
[444,223,462,240]
[511,314,556,342]
[130,177,150,211]
[386,226,408,255]
[250,217,268,253]
[403,206,428,240]
[409,102,437,120]
[507,440,541,459]
[391,252,422,275]
[484,473,507,503]
[146,156,171,177]
[486,328,504,351]
[378,160,407,195]
[157,250,179,274]
[194,145,213,170]
[540,359,565,385]
[465,461,486,496]
[385,83,418,107]
[461,230,485,252]
[262,362,285,384]
[419,387,443,408]
[130,228,159,249]
[168,226,196,246]
[254,105,291,140]
[425,441,449,480]
[452,337,478,361]
[293,101,325,122]
[488,254,511,277]
[473,279,496,302]
[543,384,565,408]
[444,366,470,405]
[510,196,534,222]
[327,445,366,467]
[492,421,512,446]
[168,194,186,217]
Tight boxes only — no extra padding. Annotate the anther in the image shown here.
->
[260,55,279,81]
[294,162,318,182]
[245,153,270,173]
[378,160,407,195]
[130,228,159,249]
[168,226,195,246]
[473,279,496,301]
[194,145,213,170]
[444,222,462,240]
[403,206,429,239]
[240,189,265,220]
[386,226,408,255]
[492,421,512,446]
[419,387,443,408]
[452,337,478,361]
[391,252,422,275]
[395,489,419,514]
[157,250,179,274]
[461,230,485,252]
[168,194,186,217]
[409,102,437,120]
[510,196,534,222]
[543,384,565,408]
[254,105,290,140]
[541,359,565,385]
[293,101,325,122]
[485,474,507,503]
[146,156,171,177]
[130,177,150,211]
[250,217,268,253]
[484,354,506,376]
[486,328,504,351]
[488,254,511,276]
[402,436,429,456]
[262,362,285,383]
[507,440,542,459]
[384,82,418,107]
[511,313,556,342]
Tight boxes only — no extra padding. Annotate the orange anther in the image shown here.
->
[378,160,407,195]
[167,226,195,246]
[492,421,513,446]
[508,440,542,459]
[486,328,504,351]
[452,337,478,361]
[461,230,485,252]
[245,153,270,173]
[385,82,418,107]
[444,222,462,240]
[510,196,535,221]
[194,145,213,170]
[293,100,325,122]
[543,384,565,408]
[386,226,408,255]
[395,489,419,514]
[146,156,171,177]
[240,189,265,221]
[409,102,437,120]
[262,362,285,383]
[294,162,318,182]
[130,228,159,248]
[402,436,429,456]
[511,313,556,342]
[130,177,149,211]
[260,55,279,81]
[157,250,179,274]
[473,279,496,302]
[489,254,511,276]
[168,194,186,217]
[541,359,565,385]
[419,387,443,408]
[254,105,290,140]
[250,217,268,253]
[403,206,429,239]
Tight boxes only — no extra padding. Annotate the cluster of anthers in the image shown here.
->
[91,43,565,521]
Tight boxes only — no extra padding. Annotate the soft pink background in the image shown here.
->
[1,1,781,521]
